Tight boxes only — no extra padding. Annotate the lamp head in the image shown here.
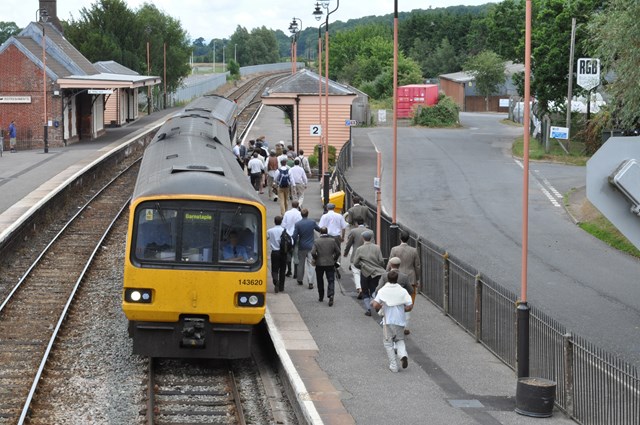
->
[313,4,323,21]
[39,9,49,23]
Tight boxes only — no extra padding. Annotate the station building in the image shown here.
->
[0,0,160,151]
[261,69,357,159]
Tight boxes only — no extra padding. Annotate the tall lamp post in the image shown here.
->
[37,8,49,153]
[313,0,339,205]
[212,40,216,73]
[313,5,325,183]
[288,17,302,74]
[222,42,226,73]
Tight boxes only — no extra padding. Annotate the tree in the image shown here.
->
[414,37,460,78]
[0,21,20,45]
[229,26,251,66]
[63,0,191,95]
[464,50,505,111]
[588,0,640,129]
[245,26,279,65]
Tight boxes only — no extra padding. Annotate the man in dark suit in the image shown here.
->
[292,208,320,288]
[311,227,341,306]
[343,217,371,298]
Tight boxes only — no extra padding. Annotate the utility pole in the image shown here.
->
[566,17,576,151]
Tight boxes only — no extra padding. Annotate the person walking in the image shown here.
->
[289,159,308,204]
[343,217,371,299]
[352,230,385,316]
[311,227,341,306]
[318,202,348,279]
[371,269,413,372]
[281,200,302,277]
[9,120,17,153]
[233,140,246,170]
[297,149,311,176]
[388,231,421,334]
[266,150,279,202]
[267,216,288,293]
[292,208,320,288]
[275,158,292,216]
[346,196,370,228]
[247,152,265,193]
[376,257,414,333]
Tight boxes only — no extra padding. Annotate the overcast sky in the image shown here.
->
[7,0,494,41]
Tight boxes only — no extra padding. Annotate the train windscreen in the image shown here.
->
[132,201,262,269]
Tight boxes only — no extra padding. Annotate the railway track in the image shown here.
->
[145,359,247,425]
[0,162,139,425]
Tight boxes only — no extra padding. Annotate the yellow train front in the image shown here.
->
[123,95,266,359]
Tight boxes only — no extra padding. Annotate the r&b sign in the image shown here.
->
[576,58,600,91]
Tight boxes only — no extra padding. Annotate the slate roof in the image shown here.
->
[94,61,140,75]
[263,69,355,97]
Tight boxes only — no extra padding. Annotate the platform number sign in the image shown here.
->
[310,124,322,136]
[577,58,600,91]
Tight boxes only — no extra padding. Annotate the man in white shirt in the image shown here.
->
[371,270,413,372]
[318,202,348,244]
[281,200,302,277]
[297,149,311,175]
[247,152,265,193]
[289,159,308,204]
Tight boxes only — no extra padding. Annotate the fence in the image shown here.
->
[334,140,640,425]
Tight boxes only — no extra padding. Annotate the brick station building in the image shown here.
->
[0,0,160,151]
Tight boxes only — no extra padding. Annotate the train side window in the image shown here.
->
[135,208,177,261]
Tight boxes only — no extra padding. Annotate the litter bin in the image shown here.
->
[329,190,345,213]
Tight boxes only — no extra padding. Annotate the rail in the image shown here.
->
[333,139,640,425]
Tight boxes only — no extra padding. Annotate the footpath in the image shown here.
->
[248,105,574,425]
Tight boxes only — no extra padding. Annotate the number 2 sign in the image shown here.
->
[310,125,322,136]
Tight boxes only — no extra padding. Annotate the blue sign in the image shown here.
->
[550,126,569,140]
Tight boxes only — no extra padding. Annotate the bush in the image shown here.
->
[412,95,460,127]
[313,144,337,165]
[308,154,318,169]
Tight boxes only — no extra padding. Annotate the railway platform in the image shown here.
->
[0,104,575,425]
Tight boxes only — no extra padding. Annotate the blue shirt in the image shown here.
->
[293,218,320,251]
[221,243,249,261]
[9,123,16,138]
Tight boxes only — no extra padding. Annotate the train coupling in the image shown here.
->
[181,317,206,348]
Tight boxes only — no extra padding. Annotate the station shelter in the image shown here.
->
[0,12,159,150]
[261,69,357,161]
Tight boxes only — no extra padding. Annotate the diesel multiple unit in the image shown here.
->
[123,95,267,358]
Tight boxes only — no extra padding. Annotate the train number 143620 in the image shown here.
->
[239,279,263,286]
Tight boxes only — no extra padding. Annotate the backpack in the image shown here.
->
[277,168,290,188]
[280,230,293,254]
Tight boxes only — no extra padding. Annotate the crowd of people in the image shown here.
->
[238,136,420,373]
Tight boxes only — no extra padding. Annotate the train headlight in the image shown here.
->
[125,288,153,303]
[237,293,264,307]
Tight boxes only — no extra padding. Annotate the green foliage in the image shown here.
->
[308,154,318,169]
[0,21,20,45]
[512,135,588,165]
[227,59,240,79]
[412,37,460,79]
[464,50,506,111]
[412,96,460,127]
[579,219,640,258]
[588,0,640,129]
[312,145,337,166]
[530,0,606,115]
[245,26,279,65]
[63,0,191,94]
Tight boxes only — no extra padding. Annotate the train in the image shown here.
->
[122,95,267,359]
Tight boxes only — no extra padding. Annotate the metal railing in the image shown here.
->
[334,139,640,425]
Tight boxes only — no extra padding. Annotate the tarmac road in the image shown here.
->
[349,112,640,367]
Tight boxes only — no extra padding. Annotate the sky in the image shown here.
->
[6,0,494,41]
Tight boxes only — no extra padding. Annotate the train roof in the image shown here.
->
[132,99,259,204]
[183,94,237,128]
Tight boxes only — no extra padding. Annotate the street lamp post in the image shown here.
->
[213,40,215,73]
[223,43,226,73]
[313,0,339,205]
[234,43,237,64]
[37,8,49,153]
[288,17,302,74]
[314,6,325,182]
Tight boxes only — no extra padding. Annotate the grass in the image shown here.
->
[512,136,589,166]
[579,218,640,258]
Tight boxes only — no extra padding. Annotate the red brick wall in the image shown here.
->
[0,44,63,151]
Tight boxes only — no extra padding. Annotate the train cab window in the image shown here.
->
[133,201,261,268]
[135,207,178,261]
[181,211,215,262]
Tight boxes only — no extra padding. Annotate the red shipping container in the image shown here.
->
[396,84,439,118]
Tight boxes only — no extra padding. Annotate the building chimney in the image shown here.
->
[39,0,63,34]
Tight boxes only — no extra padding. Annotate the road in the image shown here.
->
[349,112,640,366]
